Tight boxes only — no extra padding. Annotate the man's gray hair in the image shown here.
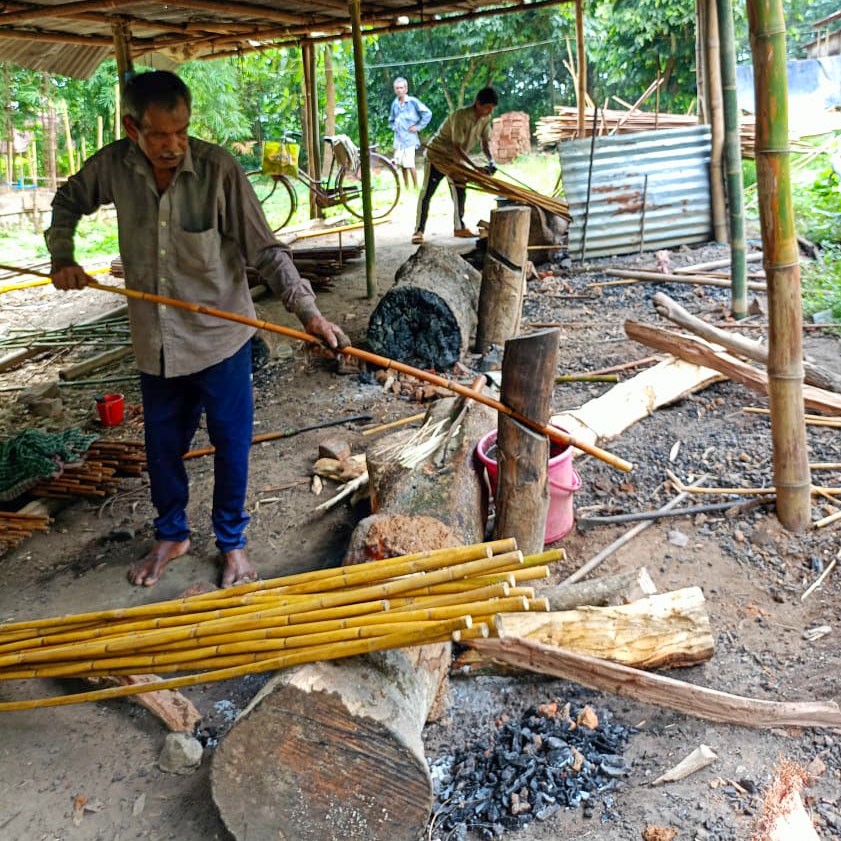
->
[122,71,192,125]
[393,77,408,86]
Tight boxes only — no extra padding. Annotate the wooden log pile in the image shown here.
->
[534,106,813,159]
[28,439,146,499]
[0,511,50,551]
[488,111,531,164]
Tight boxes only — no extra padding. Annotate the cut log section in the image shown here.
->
[367,244,481,370]
[540,567,657,611]
[212,398,495,841]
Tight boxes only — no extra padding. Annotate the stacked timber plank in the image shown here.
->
[0,511,50,551]
[489,111,531,163]
[0,539,561,711]
[535,106,814,159]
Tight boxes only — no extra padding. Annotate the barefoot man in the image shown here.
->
[46,71,348,588]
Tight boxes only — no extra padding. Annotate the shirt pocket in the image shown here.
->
[175,227,222,278]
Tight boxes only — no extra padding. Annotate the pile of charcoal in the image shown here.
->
[428,699,634,840]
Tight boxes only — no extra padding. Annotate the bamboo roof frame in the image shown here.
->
[0,0,574,74]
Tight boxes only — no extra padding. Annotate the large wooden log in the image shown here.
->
[495,588,714,669]
[212,398,494,841]
[541,566,657,611]
[625,319,841,416]
[652,292,841,393]
[475,205,530,351]
[367,243,481,370]
[495,330,559,553]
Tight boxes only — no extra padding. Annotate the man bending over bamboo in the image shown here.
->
[46,71,348,589]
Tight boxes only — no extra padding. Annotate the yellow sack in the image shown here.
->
[262,141,299,176]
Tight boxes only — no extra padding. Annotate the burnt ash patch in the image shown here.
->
[429,701,634,839]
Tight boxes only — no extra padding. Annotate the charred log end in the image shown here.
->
[368,286,462,371]
[212,685,432,841]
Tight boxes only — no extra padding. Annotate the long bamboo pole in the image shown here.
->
[574,0,586,139]
[348,3,376,299]
[716,0,746,317]
[747,0,811,531]
[21,267,629,470]
[706,0,728,243]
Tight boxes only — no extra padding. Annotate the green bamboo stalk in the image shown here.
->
[716,0,747,317]
[747,0,811,530]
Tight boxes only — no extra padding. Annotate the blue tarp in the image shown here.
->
[736,54,841,115]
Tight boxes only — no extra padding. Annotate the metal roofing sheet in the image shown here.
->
[558,125,713,260]
[0,40,107,78]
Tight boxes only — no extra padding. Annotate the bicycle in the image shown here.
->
[246,133,401,232]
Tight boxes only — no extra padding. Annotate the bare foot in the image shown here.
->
[221,548,258,588]
[128,539,191,587]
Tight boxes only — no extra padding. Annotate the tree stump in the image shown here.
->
[494,329,560,553]
[367,243,481,370]
[211,398,495,841]
[475,205,531,352]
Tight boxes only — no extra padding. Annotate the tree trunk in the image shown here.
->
[368,243,481,371]
[212,400,494,841]
[575,0,587,138]
[475,204,531,351]
[624,319,841,416]
[44,73,56,191]
[652,291,841,393]
[747,0,811,531]
[494,330,559,554]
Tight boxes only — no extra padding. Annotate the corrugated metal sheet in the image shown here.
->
[559,125,713,260]
[0,41,107,79]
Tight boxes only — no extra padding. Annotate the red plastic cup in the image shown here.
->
[96,393,124,426]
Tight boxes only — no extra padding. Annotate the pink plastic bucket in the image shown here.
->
[475,428,581,544]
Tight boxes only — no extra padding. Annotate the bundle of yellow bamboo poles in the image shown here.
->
[426,150,571,220]
[0,538,563,711]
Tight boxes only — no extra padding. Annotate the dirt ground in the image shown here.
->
[1,185,840,841]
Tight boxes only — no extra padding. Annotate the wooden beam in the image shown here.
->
[0,27,112,45]
[161,0,316,27]
[111,17,133,91]
[0,0,133,25]
[470,636,841,729]
[574,0,586,138]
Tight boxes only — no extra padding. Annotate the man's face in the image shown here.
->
[394,81,408,98]
[124,99,190,176]
[474,101,496,119]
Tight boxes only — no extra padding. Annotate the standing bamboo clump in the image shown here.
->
[0,539,564,711]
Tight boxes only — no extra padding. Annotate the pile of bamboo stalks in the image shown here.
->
[0,538,562,711]
[427,150,571,220]
[0,512,50,551]
[26,439,147,499]
[534,107,813,159]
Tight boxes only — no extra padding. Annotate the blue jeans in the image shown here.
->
[139,341,253,553]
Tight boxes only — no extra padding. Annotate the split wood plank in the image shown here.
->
[625,320,841,417]
[469,636,841,729]
[602,268,767,291]
[652,292,841,393]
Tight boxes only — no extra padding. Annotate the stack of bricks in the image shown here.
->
[488,111,531,164]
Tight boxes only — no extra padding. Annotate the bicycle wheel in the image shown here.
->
[246,171,297,232]
[337,152,401,220]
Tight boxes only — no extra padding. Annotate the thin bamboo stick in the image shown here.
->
[26,271,633,471]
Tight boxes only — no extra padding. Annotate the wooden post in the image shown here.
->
[110,18,134,93]
[494,329,560,554]
[114,81,121,140]
[349,0,377,299]
[716,0,746,317]
[96,114,103,149]
[475,205,531,352]
[575,0,587,139]
[322,44,336,178]
[747,0,811,531]
[706,0,727,243]
[61,101,75,174]
[696,0,709,124]
[301,41,322,219]
[43,72,56,191]
[80,136,87,163]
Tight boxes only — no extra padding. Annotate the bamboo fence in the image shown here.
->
[0,540,565,711]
